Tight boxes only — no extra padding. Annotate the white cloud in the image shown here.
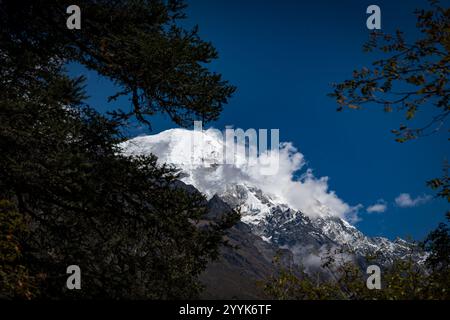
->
[122,128,364,223]
[394,193,432,208]
[366,200,387,213]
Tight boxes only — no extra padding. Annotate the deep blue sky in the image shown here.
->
[68,0,449,241]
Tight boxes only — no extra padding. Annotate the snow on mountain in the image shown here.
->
[121,128,357,220]
[120,128,421,265]
[121,128,248,199]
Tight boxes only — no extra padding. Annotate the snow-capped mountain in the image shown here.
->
[120,128,421,267]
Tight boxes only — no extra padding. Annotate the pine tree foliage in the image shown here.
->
[0,0,238,299]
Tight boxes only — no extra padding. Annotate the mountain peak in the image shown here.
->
[121,129,423,266]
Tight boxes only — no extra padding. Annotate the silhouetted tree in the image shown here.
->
[329,0,450,273]
[329,1,449,143]
[264,248,450,300]
[264,1,450,300]
[423,212,450,272]
[0,0,238,299]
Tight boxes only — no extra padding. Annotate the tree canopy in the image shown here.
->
[0,0,238,299]
[329,1,449,230]
[264,1,450,300]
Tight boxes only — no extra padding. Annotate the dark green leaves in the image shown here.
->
[0,0,238,299]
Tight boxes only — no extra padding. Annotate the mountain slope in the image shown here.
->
[121,129,422,274]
